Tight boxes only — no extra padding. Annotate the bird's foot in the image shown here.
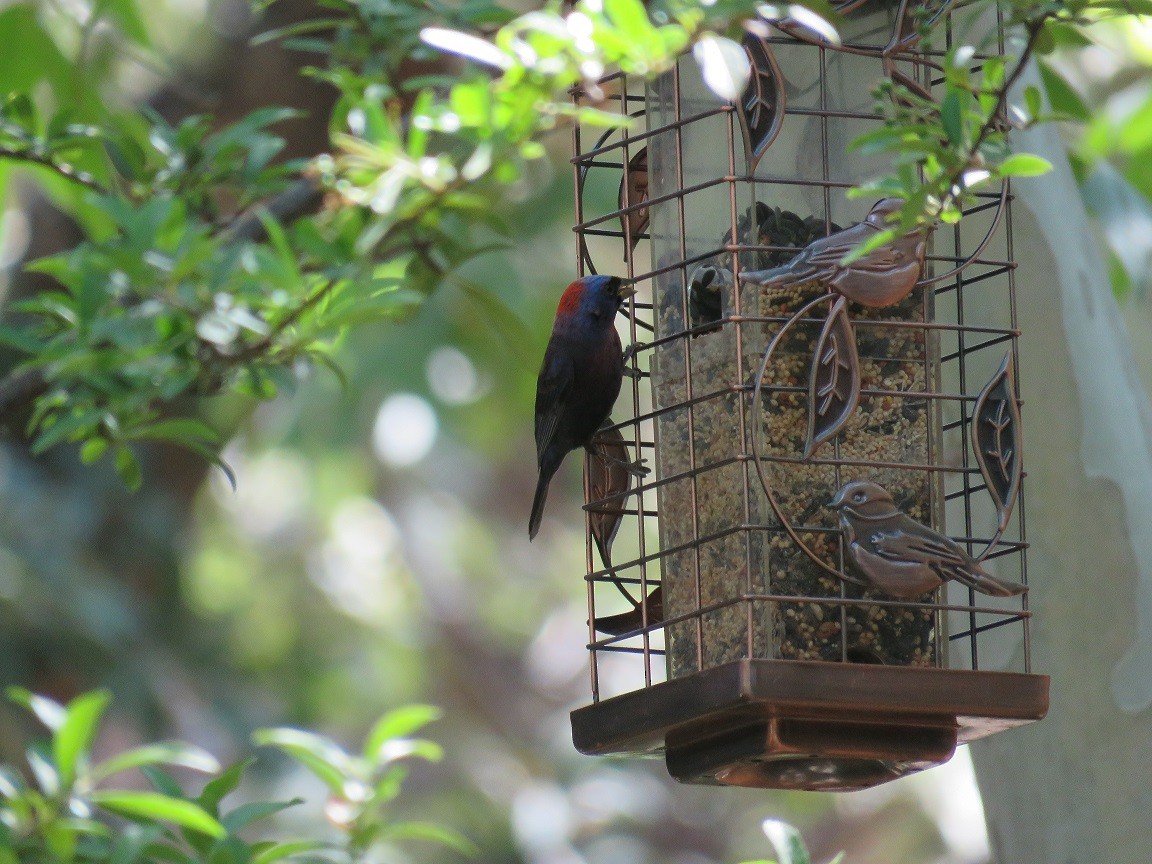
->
[623,457,649,477]
[588,443,650,477]
[620,344,644,379]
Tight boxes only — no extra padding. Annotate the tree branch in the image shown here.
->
[0,147,112,196]
[219,177,326,243]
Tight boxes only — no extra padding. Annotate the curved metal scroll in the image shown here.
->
[750,292,866,586]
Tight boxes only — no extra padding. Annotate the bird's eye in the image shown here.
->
[852,491,866,503]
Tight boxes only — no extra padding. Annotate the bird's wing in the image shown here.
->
[805,243,903,272]
[870,528,969,571]
[535,348,574,463]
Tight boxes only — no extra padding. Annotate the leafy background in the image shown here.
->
[1,1,1151,863]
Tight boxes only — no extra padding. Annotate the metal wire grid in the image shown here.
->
[572,12,1030,703]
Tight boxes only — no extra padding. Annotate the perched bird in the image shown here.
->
[829,480,1027,599]
[530,275,636,539]
[687,263,731,333]
[741,198,930,309]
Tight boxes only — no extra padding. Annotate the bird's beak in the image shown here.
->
[616,280,637,299]
[827,490,845,509]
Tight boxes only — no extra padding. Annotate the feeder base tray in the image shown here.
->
[571,659,1049,791]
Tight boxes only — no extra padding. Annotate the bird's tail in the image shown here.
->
[528,470,552,540]
[966,567,1028,597]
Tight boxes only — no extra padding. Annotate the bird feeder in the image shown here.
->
[570,1,1049,791]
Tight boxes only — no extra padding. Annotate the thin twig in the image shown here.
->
[0,147,111,195]
[941,17,1047,209]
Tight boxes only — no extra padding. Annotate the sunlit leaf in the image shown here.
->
[7,688,67,731]
[90,792,226,838]
[363,705,442,760]
[252,840,334,864]
[997,153,1052,177]
[693,34,751,102]
[198,759,255,815]
[93,743,221,783]
[55,690,112,788]
[762,818,811,864]
[251,728,353,795]
[377,820,480,856]
[420,27,512,70]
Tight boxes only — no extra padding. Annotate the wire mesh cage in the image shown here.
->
[569,1,1049,791]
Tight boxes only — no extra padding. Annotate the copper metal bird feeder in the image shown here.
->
[570,1,1048,791]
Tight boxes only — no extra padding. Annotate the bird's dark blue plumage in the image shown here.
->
[530,275,632,539]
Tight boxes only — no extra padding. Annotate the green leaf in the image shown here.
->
[250,17,346,46]
[93,742,221,783]
[420,27,512,70]
[363,705,442,759]
[90,792,226,838]
[124,417,219,446]
[252,840,333,864]
[95,0,151,46]
[221,798,302,832]
[761,819,810,864]
[105,824,169,864]
[7,688,66,730]
[0,5,72,102]
[251,728,353,795]
[941,88,964,146]
[116,446,143,492]
[604,0,654,44]
[1033,21,1055,55]
[1038,60,1089,122]
[197,759,255,815]
[1024,85,1043,122]
[55,690,112,788]
[80,438,109,464]
[997,153,1053,177]
[31,409,105,455]
[377,820,479,856]
[139,766,184,798]
[0,325,44,354]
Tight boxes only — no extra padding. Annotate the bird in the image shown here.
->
[687,263,731,333]
[828,480,1027,599]
[741,198,930,309]
[530,275,636,539]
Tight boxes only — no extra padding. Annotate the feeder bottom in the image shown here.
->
[571,659,1048,792]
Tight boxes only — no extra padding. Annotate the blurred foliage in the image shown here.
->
[1036,15,1152,297]
[0,688,473,864]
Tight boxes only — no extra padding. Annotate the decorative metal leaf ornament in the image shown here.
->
[735,34,785,174]
[972,352,1022,531]
[587,424,639,606]
[804,295,861,459]
[617,148,648,255]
